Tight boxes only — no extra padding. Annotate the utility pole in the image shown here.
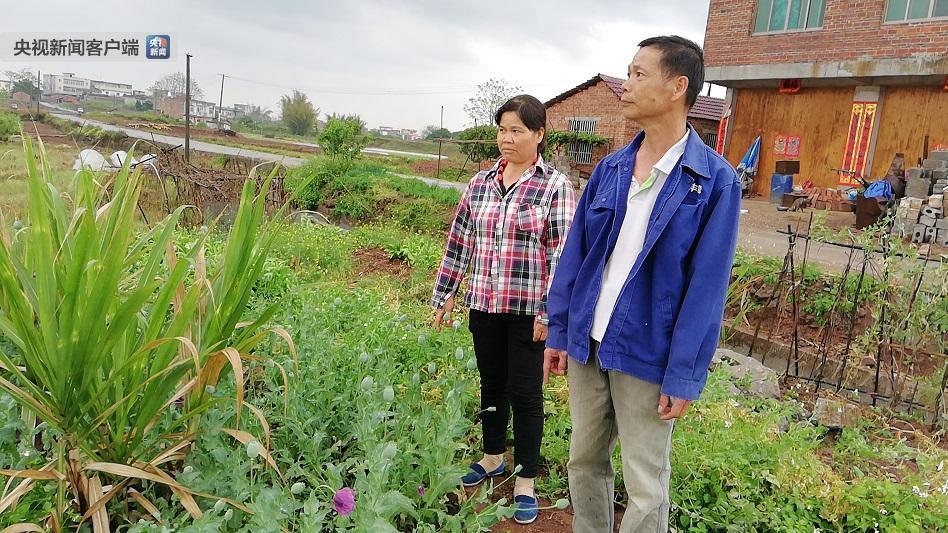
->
[217,73,226,128]
[185,53,192,163]
[36,70,41,114]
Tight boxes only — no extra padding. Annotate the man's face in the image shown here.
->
[620,46,687,122]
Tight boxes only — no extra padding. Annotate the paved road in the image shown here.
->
[51,111,309,166]
[394,173,467,192]
[47,108,445,160]
[48,110,469,192]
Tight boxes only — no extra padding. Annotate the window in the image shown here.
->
[702,132,718,149]
[885,0,948,21]
[566,117,599,165]
[754,0,826,33]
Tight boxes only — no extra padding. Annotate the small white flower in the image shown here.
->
[724,420,733,429]
[880,508,888,515]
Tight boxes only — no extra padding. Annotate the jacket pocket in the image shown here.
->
[585,188,616,242]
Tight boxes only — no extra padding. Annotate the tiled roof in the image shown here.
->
[546,74,725,121]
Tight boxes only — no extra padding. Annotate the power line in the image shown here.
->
[224,74,479,95]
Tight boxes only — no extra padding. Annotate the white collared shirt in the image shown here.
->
[590,129,689,342]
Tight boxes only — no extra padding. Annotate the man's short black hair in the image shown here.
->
[638,35,705,108]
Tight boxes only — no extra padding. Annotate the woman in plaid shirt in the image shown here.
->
[431,94,576,524]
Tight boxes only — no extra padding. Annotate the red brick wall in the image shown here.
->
[546,81,723,177]
[546,81,637,151]
[155,96,185,120]
[689,118,721,144]
[705,0,948,67]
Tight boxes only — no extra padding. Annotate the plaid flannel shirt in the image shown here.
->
[431,156,577,323]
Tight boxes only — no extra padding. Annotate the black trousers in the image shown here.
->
[468,309,544,478]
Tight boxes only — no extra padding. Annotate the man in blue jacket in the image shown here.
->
[543,36,741,532]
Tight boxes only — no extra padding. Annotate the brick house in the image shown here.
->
[155,95,217,122]
[545,74,725,178]
[705,0,948,195]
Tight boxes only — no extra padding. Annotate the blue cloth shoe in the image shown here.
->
[460,461,506,487]
[513,494,539,524]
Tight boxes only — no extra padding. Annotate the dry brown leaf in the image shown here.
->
[128,488,163,522]
[220,428,284,481]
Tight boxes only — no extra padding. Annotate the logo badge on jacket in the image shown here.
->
[690,183,703,195]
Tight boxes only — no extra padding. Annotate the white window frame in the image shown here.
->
[752,0,826,35]
[883,0,948,24]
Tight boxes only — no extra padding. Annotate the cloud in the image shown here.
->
[0,0,713,130]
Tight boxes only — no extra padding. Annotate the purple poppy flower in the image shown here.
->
[333,487,356,516]
[417,485,426,497]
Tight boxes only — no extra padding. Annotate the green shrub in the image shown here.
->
[318,117,370,161]
[457,125,500,162]
[0,112,19,139]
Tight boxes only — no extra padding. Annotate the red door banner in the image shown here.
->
[716,114,728,155]
[839,102,878,187]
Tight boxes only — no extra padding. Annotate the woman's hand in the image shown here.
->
[533,320,548,342]
[432,295,456,331]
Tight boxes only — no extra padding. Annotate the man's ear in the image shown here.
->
[673,75,690,103]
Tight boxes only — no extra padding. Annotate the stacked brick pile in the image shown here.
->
[894,151,948,245]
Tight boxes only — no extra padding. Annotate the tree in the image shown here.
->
[5,69,39,98]
[245,105,273,123]
[318,116,370,162]
[326,113,366,132]
[463,78,522,127]
[281,91,318,136]
[150,72,203,99]
[424,126,452,140]
[457,125,500,162]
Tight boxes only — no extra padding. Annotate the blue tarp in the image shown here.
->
[864,180,893,200]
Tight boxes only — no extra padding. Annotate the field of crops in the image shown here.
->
[1,140,946,532]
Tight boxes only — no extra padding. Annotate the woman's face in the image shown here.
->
[496,111,543,165]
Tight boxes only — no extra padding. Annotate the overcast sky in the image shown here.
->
[1,1,720,131]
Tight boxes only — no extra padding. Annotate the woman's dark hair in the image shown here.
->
[494,94,547,154]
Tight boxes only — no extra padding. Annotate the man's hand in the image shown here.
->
[543,348,568,384]
[432,295,455,331]
[658,394,692,420]
[533,320,548,342]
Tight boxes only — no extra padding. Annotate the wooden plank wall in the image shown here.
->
[725,87,855,195]
[870,86,948,175]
